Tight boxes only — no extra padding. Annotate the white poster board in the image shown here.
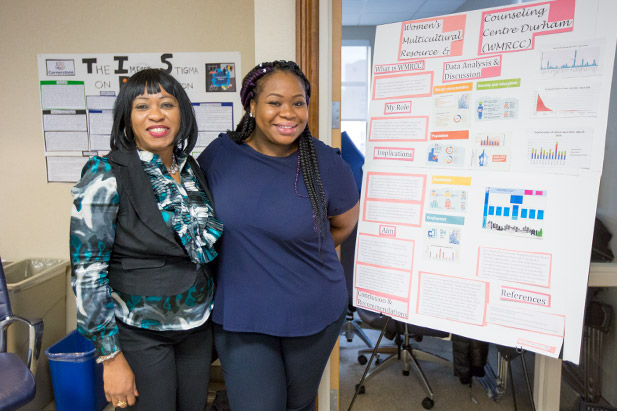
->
[37,52,241,182]
[353,0,617,363]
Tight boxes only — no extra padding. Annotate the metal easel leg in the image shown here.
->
[347,316,390,411]
[519,350,536,411]
[508,356,518,411]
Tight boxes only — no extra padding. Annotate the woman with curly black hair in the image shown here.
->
[198,60,359,410]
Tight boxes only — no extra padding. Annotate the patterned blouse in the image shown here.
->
[70,150,223,356]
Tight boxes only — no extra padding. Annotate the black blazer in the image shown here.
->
[106,149,213,297]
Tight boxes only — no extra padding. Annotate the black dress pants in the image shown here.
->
[117,319,213,411]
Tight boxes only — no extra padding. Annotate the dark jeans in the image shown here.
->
[116,319,213,411]
[213,309,346,411]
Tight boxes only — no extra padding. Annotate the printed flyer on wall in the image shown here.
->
[352,0,617,363]
[37,52,241,182]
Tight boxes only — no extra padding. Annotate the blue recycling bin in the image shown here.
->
[46,330,108,411]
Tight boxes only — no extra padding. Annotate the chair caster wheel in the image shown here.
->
[355,384,366,395]
[421,397,434,409]
[402,370,410,376]
[357,355,368,365]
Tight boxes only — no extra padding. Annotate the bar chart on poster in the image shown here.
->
[352,0,617,363]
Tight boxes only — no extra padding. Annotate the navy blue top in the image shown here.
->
[198,134,359,336]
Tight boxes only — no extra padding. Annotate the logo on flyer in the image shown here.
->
[46,59,76,76]
[205,63,236,92]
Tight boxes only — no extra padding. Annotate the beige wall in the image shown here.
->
[0,0,262,261]
[254,0,296,63]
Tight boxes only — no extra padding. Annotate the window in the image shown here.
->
[341,42,371,154]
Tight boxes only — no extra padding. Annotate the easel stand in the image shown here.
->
[347,316,390,411]
[480,345,536,411]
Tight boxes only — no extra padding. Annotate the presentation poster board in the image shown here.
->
[37,52,241,182]
[352,0,617,363]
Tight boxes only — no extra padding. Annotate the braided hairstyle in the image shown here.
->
[230,60,329,250]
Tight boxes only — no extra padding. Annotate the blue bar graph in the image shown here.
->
[483,187,546,239]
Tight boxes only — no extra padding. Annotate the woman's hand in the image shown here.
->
[102,352,139,408]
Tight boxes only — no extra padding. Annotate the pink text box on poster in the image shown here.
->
[355,288,410,320]
[354,233,415,302]
[499,285,551,308]
[398,15,466,61]
[362,172,427,227]
[368,116,429,143]
[478,0,575,55]
[416,271,490,326]
[384,100,413,115]
[487,305,565,337]
[517,338,558,354]
[374,61,425,76]
[372,72,434,100]
[379,225,397,237]
[442,55,502,83]
[477,246,553,288]
[373,146,415,162]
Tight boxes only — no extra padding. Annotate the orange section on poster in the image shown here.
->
[433,82,473,94]
[430,130,469,140]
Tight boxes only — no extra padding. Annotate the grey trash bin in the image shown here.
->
[5,258,69,410]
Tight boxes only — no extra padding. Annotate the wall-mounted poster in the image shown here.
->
[37,52,241,182]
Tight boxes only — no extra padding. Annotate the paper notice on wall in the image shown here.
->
[37,52,242,182]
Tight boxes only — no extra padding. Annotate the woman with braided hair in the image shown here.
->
[197,60,359,410]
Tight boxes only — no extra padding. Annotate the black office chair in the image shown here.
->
[0,259,44,411]
[352,311,451,410]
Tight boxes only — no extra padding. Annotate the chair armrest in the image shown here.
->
[0,315,44,375]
